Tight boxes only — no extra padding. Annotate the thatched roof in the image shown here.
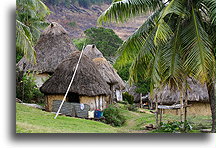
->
[17,22,77,74]
[93,57,125,90]
[40,51,111,96]
[83,45,103,60]
[155,78,209,104]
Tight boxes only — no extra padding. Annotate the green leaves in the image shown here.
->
[16,0,50,63]
[182,7,214,83]
[98,0,163,24]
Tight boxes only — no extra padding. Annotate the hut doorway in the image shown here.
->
[67,93,80,103]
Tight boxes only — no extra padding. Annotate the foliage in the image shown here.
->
[16,0,50,63]
[68,21,77,27]
[73,27,123,61]
[103,105,126,127]
[98,0,216,132]
[84,27,123,61]
[73,38,87,50]
[16,70,44,103]
[159,121,192,133]
[126,104,138,111]
[122,92,134,104]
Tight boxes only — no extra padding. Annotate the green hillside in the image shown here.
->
[16,103,119,133]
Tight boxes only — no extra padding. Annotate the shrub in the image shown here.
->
[103,105,126,127]
[159,121,192,133]
[16,71,44,103]
[126,104,138,112]
[122,92,134,104]
[68,21,77,27]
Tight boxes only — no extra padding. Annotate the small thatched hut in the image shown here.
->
[40,51,111,112]
[17,22,77,87]
[154,78,210,116]
[83,45,125,102]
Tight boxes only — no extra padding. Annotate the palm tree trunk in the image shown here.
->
[207,81,215,133]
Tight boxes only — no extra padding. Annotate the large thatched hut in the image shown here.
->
[83,45,125,102]
[17,22,77,87]
[154,78,210,116]
[40,51,111,112]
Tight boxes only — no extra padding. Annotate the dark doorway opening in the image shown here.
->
[67,93,80,103]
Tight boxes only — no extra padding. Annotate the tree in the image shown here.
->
[98,0,216,132]
[73,27,123,62]
[16,0,50,63]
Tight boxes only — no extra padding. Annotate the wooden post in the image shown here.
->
[160,109,163,124]
[140,93,142,108]
[155,94,159,128]
[180,91,184,122]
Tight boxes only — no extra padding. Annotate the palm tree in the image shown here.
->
[16,0,50,63]
[98,0,216,132]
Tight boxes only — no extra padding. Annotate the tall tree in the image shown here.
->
[98,0,216,132]
[16,0,50,63]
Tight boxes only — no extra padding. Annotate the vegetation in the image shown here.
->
[16,70,44,103]
[16,0,50,63]
[157,121,192,133]
[122,92,134,104]
[73,27,123,62]
[98,0,216,132]
[103,104,126,127]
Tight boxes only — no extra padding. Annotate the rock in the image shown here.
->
[16,98,23,103]
[21,103,45,110]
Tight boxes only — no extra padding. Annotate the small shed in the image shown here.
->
[40,51,111,112]
[17,22,77,87]
[154,78,210,116]
[83,45,125,102]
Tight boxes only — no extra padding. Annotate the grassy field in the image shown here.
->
[16,103,119,133]
[16,103,212,133]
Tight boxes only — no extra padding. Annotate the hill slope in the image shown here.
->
[16,103,119,133]
[45,3,149,40]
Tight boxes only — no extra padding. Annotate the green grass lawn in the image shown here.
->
[16,103,211,133]
[16,103,119,133]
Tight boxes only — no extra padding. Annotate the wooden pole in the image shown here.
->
[54,45,85,119]
[155,94,159,128]
[180,91,184,122]
[140,93,142,108]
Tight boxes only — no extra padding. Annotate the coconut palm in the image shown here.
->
[98,0,216,132]
[16,0,50,63]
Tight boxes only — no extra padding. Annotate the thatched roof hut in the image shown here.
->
[93,57,125,90]
[154,78,210,116]
[155,78,209,104]
[83,44,103,60]
[40,51,111,111]
[17,22,77,73]
[40,51,111,96]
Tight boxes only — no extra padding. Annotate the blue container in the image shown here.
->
[94,110,102,118]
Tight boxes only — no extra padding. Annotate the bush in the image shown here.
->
[122,92,134,104]
[159,121,192,133]
[16,71,44,103]
[126,104,138,112]
[103,105,126,127]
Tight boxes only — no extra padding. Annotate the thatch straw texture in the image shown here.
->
[155,78,209,104]
[83,45,103,60]
[93,57,125,90]
[17,22,77,73]
[40,51,111,96]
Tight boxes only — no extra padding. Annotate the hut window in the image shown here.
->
[67,93,80,103]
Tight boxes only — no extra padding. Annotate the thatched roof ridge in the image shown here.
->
[93,57,125,90]
[155,78,209,104]
[17,22,77,73]
[40,51,111,96]
[83,45,103,60]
